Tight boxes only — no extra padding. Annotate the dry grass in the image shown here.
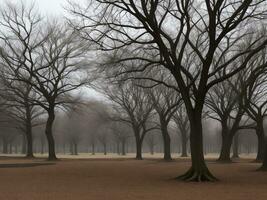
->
[0,156,266,200]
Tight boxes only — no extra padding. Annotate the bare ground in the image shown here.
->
[0,156,266,200]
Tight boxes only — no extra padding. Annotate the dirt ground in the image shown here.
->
[0,156,266,200]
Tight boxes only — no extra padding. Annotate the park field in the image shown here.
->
[0,156,266,200]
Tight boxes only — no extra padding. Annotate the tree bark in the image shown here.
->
[161,122,172,161]
[259,137,267,171]
[25,103,34,158]
[181,130,188,157]
[176,110,217,181]
[232,133,239,159]
[135,138,143,160]
[255,119,265,162]
[45,110,57,160]
[217,122,233,162]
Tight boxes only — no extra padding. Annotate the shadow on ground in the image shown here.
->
[0,163,56,168]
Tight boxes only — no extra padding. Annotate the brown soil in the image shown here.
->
[0,157,266,200]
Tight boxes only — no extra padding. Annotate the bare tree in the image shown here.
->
[149,84,182,161]
[70,0,267,181]
[173,105,190,157]
[0,2,90,160]
[100,80,155,160]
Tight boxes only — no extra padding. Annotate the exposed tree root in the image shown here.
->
[176,167,218,182]
[257,166,267,171]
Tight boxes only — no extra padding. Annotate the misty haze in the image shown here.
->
[0,0,267,200]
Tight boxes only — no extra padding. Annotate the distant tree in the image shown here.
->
[0,2,90,160]
[149,84,182,161]
[173,106,190,157]
[100,80,156,160]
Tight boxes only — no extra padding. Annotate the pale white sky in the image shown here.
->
[0,0,85,16]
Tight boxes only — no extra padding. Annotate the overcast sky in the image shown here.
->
[0,0,103,101]
[0,0,83,16]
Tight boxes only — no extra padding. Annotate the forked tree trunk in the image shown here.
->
[177,110,217,181]
[45,110,57,160]
[255,119,265,162]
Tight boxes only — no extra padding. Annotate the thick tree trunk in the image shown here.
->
[232,133,239,159]
[45,110,57,160]
[259,136,267,170]
[161,124,172,161]
[255,119,265,162]
[25,105,34,158]
[25,132,34,158]
[135,138,143,160]
[177,110,217,181]
[217,123,233,162]
[181,131,188,157]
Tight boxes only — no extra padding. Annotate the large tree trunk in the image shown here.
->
[217,122,233,162]
[161,122,172,161]
[255,119,265,162]
[177,110,217,181]
[259,137,267,170]
[135,137,143,160]
[232,133,239,159]
[134,128,143,160]
[45,110,57,160]
[25,105,34,158]
[181,130,188,157]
